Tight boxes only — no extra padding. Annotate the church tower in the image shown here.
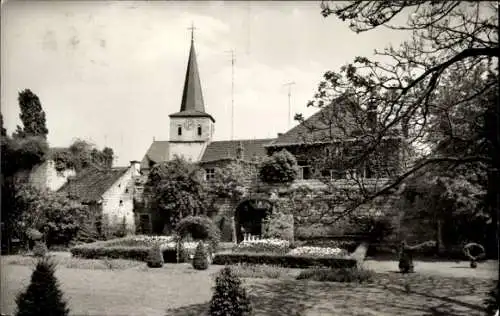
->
[168,28,215,162]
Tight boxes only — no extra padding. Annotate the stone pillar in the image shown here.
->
[231,216,237,244]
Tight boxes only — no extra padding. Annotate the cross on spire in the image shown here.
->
[188,22,197,42]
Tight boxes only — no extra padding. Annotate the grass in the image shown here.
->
[1,254,496,316]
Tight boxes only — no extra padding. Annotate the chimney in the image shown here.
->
[367,103,377,132]
[130,160,141,176]
[236,142,244,160]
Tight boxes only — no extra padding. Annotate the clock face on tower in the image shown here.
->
[184,119,195,130]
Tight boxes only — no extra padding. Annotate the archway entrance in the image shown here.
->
[234,197,273,243]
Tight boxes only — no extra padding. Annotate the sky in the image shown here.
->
[1,1,413,167]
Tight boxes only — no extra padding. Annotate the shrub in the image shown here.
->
[176,216,221,253]
[192,242,209,270]
[15,257,69,316]
[258,149,298,184]
[296,267,374,283]
[209,267,252,316]
[213,252,357,269]
[32,241,48,257]
[147,244,164,268]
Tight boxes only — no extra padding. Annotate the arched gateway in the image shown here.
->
[234,195,274,243]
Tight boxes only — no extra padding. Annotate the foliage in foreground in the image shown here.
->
[16,257,69,316]
[296,266,375,283]
[209,267,252,316]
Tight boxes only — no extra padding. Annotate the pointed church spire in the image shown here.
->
[180,23,205,113]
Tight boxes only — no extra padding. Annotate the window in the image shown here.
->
[177,125,182,136]
[119,200,123,206]
[205,168,216,181]
[197,125,202,136]
[297,165,312,180]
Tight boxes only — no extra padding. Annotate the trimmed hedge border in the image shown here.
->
[70,245,151,261]
[71,240,189,262]
[212,252,357,269]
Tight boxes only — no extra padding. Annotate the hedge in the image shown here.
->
[212,252,357,269]
[70,245,151,261]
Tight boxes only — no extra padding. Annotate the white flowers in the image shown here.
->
[234,238,290,254]
[128,235,174,243]
[288,246,347,257]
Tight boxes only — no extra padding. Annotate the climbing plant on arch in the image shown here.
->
[175,215,221,253]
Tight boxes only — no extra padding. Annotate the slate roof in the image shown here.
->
[201,139,275,163]
[169,38,215,122]
[58,167,129,203]
[141,141,170,170]
[267,98,364,147]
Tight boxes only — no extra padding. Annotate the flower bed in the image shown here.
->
[212,252,357,269]
[288,246,348,257]
[233,239,290,255]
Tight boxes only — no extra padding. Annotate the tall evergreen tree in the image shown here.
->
[15,258,69,316]
[16,89,48,139]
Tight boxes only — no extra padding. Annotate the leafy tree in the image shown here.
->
[209,267,252,316]
[145,156,208,233]
[401,172,486,252]
[14,89,48,139]
[15,258,69,316]
[302,2,498,264]
[209,162,248,201]
[259,149,299,184]
[102,147,114,168]
[53,139,114,172]
[1,134,48,251]
[1,113,6,136]
[14,185,87,247]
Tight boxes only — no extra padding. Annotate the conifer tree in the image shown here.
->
[16,258,69,316]
[192,241,209,270]
[209,267,252,316]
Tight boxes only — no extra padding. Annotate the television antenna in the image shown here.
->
[283,82,296,129]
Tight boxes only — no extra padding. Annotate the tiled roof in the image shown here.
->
[141,141,170,169]
[201,139,274,163]
[58,167,129,203]
[267,98,363,147]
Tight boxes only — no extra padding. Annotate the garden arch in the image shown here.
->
[234,195,274,243]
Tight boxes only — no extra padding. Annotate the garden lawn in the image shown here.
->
[1,255,496,316]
